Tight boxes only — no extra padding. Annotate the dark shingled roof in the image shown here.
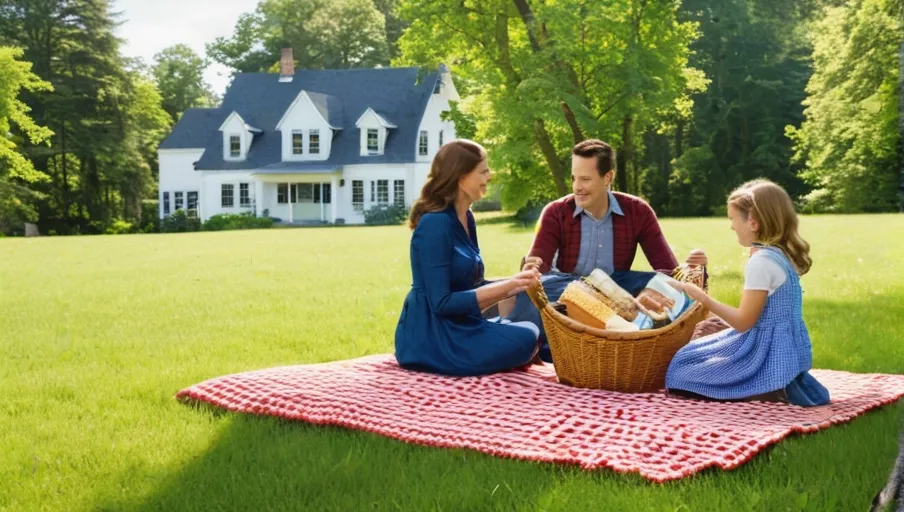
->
[159,67,441,171]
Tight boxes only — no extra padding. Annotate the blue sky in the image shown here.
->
[113,0,259,95]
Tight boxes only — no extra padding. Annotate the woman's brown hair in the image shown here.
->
[408,139,487,229]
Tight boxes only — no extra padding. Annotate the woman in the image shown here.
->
[395,139,541,376]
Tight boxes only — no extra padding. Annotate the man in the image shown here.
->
[503,139,707,361]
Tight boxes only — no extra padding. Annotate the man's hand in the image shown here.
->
[522,256,543,273]
[686,248,708,267]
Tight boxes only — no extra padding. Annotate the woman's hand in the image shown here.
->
[686,249,708,267]
[668,280,709,304]
[507,268,540,297]
[521,256,543,273]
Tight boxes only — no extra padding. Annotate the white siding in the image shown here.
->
[158,149,204,218]
[416,92,457,163]
[276,91,333,162]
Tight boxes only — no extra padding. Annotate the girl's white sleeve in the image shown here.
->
[743,252,787,296]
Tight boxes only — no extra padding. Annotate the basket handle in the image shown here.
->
[526,282,549,310]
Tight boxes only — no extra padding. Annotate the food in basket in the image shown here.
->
[559,280,639,332]
[582,269,639,321]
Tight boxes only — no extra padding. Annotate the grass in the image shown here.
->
[2,214,904,511]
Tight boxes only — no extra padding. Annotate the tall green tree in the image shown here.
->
[0,0,170,233]
[152,44,217,122]
[788,0,901,212]
[207,0,390,73]
[395,0,700,210]
[0,46,53,231]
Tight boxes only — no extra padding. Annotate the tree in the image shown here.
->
[0,46,53,230]
[395,0,700,210]
[207,0,389,73]
[788,0,901,212]
[152,44,217,122]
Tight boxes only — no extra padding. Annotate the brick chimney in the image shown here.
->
[279,47,294,82]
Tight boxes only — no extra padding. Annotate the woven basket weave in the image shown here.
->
[527,272,709,393]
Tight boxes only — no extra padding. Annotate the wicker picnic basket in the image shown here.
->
[526,270,709,393]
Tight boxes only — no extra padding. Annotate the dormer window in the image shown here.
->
[309,130,320,154]
[292,131,304,154]
[434,79,442,94]
[439,130,444,147]
[367,129,379,153]
[229,135,241,157]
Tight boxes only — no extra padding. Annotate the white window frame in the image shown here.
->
[418,130,428,156]
[367,129,379,153]
[239,183,251,207]
[352,180,364,211]
[174,191,184,211]
[309,129,320,154]
[376,179,389,205]
[292,131,304,155]
[229,135,241,157]
[221,184,234,208]
[393,180,405,208]
[162,192,170,215]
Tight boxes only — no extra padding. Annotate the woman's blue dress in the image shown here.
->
[394,207,539,376]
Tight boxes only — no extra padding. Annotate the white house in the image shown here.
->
[157,49,459,224]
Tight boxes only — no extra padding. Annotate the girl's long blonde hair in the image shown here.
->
[728,179,812,275]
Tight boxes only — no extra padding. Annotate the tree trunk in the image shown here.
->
[561,101,585,144]
[533,119,568,195]
[898,37,903,203]
[60,124,69,222]
[616,115,634,193]
[675,119,684,159]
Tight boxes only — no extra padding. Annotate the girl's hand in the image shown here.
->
[668,280,709,304]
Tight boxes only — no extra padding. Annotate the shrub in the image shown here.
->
[363,204,408,226]
[202,212,274,231]
[160,210,201,233]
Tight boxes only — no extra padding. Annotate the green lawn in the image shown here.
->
[2,214,903,511]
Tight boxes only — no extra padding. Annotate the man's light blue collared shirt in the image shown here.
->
[572,191,623,277]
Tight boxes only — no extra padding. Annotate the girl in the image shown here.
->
[395,139,541,376]
[665,179,830,407]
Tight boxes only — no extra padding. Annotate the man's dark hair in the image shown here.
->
[572,139,616,176]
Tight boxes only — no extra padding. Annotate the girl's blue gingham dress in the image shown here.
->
[665,246,829,406]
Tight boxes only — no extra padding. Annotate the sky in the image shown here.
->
[113,0,259,96]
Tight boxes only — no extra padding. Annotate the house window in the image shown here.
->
[439,130,444,147]
[174,191,184,210]
[240,183,250,206]
[162,192,170,215]
[376,179,389,205]
[187,191,198,212]
[293,183,314,203]
[367,129,379,152]
[352,180,364,211]
[221,184,234,207]
[277,183,288,204]
[314,183,331,204]
[229,135,241,157]
[292,131,304,155]
[434,79,442,94]
[394,180,405,208]
[309,129,320,154]
[418,130,428,156]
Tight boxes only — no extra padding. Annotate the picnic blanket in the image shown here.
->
[176,354,904,482]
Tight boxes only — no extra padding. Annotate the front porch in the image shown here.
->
[251,170,340,224]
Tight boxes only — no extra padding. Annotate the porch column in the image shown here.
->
[330,175,338,223]
[254,180,264,217]
[288,183,294,224]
